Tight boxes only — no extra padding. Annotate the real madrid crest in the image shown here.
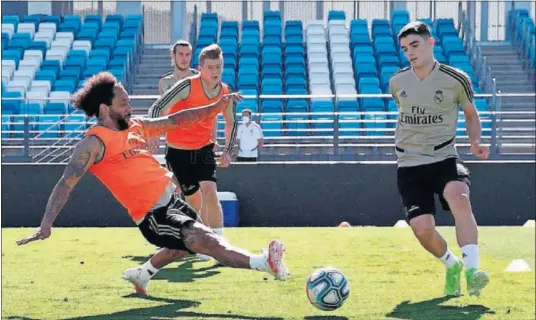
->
[434,90,443,104]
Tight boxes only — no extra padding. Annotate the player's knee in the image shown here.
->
[409,215,435,242]
[412,225,435,243]
[199,183,221,211]
[182,222,219,253]
[443,181,470,205]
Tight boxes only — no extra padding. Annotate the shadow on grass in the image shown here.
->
[7,294,283,320]
[121,254,222,283]
[386,296,495,320]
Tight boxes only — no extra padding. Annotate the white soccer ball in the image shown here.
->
[306,267,350,311]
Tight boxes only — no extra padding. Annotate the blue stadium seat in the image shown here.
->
[355,63,378,80]
[286,114,309,136]
[64,112,87,138]
[448,54,471,65]
[20,101,44,114]
[1,115,11,138]
[363,114,388,136]
[2,92,23,114]
[387,100,398,127]
[37,115,62,138]
[261,100,283,113]
[286,65,306,78]
[287,99,309,113]
[353,45,374,56]
[380,66,400,91]
[360,87,385,111]
[45,102,68,115]
[378,55,400,68]
[328,10,345,21]
[354,55,376,65]
[339,115,361,136]
[359,77,381,91]
[285,56,305,69]
[260,114,283,137]
[338,99,359,112]
[34,70,57,87]
[311,114,334,136]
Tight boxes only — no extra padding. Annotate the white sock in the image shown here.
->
[439,248,459,268]
[248,254,267,271]
[140,260,159,281]
[212,228,223,237]
[461,244,479,269]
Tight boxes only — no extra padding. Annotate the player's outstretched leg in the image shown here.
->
[123,222,289,295]
[409,214,463,296]
[443,181,489,296]
[182,221,289,280]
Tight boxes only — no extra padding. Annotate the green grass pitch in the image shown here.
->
[2,227,535,320]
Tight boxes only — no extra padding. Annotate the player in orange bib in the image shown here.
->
[148,44,237,262]
[16,72,289,294]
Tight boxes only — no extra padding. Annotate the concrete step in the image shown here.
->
[479,45,516,52]
[141,49,170,55]
[496,85,536,92]
[140,54,171,59]
[136,78,163,85]
[131,99,157,111]
[131,89,159,95]
[137,66,174,74]
[497,117,535,126]
[491,74,533,81]
[497,144,535,155]
[136,74,165,80]
[481,50,520,57]
[137,63,174,70]
[494,81,533,88]
[486,60,525,67]
[489,66,528,73]
[500,98,536,105]
[133,83,159,90]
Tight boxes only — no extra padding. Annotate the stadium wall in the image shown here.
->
[1,163,535,228]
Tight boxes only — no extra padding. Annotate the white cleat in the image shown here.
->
[122,268,149,295]
[197,253,212,262]
[265,239,290,281]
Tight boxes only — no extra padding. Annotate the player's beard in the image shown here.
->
[175,62,188,71]
[111,111,131,131]
[117,118,129,131]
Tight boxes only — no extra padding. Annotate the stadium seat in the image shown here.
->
[260,114,283,137]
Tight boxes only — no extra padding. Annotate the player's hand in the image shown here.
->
[471,141,489,160]
[16,225,51,246]
[218,150,232,168]
[220,92,243,105]
[212,140,219,152]
[147,137,160,153]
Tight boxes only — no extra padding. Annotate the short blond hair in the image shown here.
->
[198,44,223,66]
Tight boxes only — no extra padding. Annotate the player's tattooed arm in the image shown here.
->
[141,93,243,138]
[16,136,102,245]
[41,136,102,227]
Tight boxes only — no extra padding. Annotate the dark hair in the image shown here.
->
[172,40,192,54]
[198,44,223,66]
[397,21,431,41]
[71,72,118,118]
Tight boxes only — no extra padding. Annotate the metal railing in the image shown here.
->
[2,92,535,163]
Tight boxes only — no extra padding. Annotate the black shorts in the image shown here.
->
[397,157,471,221]
[138,195,200,253]
[165,144,217,196]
